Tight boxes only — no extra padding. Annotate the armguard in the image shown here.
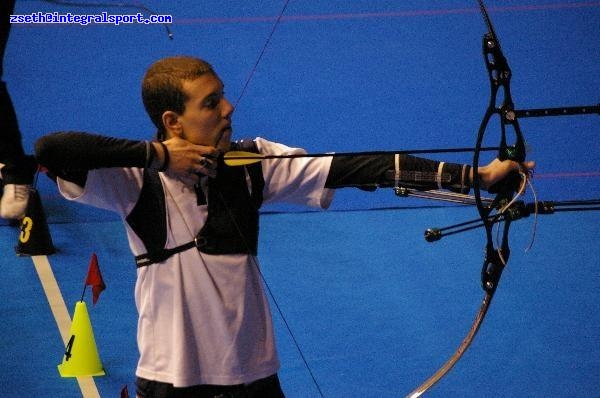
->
[324,154,471,194]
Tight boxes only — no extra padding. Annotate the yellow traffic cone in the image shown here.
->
[15,189,55,256]
[58,301,105,377]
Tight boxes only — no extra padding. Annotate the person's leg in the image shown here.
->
[0,81,36,185]
[0,0,36,219]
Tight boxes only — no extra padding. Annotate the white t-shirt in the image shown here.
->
[57,138,334,387]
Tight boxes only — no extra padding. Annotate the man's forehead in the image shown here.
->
[182,74,223,96]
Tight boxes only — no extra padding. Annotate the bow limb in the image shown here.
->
[406,291,494,398]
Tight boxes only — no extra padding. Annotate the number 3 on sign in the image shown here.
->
[19,216,33,243]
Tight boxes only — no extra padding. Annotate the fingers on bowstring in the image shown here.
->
[196,155,217,177]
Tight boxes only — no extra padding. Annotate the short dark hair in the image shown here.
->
[141,56,216,140]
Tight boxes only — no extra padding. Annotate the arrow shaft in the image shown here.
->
[227,146,501,161]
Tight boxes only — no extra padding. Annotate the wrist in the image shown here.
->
[148,141,169,171]
[470,165,488,189]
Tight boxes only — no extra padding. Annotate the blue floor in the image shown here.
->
[1,1,599,397]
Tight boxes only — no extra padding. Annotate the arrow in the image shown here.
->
[223,146,502,166]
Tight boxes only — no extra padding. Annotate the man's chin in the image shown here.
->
[217,142,232,153]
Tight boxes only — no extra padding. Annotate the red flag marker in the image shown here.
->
[83,253,106,305]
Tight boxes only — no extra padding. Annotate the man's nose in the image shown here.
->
[222,98,234,119]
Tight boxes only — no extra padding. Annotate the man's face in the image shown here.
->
[177,74,234,152]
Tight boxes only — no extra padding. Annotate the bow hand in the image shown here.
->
[474,158,535,192]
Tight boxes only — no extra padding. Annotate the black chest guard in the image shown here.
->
[129,140,264,267]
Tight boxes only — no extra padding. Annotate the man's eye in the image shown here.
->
[204,93,223,109]
[204,97,218,109]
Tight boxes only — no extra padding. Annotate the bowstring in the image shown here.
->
[223,1,326,395]
[216,191,326,398]
[234,0,291,109]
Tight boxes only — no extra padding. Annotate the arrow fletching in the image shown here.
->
[223,151,266,166]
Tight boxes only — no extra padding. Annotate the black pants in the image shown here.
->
[136,374,285,398]
[1,0,35,185]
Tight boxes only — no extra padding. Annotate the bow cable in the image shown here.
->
[215,1,327,396]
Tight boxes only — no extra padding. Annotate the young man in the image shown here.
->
[35,56,533,398]
[0,0,37,219]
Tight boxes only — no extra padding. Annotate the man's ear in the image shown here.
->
[162,110,183,138]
